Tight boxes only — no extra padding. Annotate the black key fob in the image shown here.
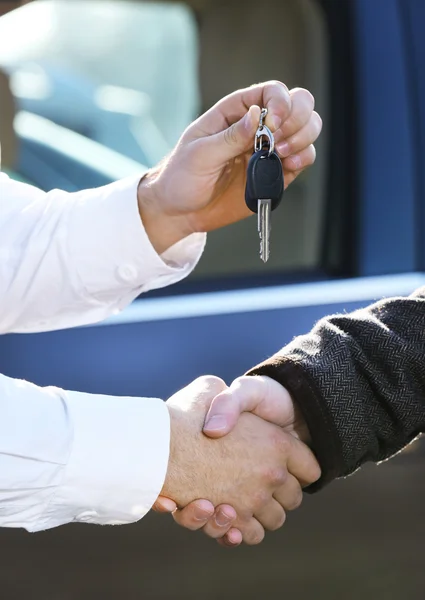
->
[245,150,284,214]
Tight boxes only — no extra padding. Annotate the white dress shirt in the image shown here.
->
[0,172,206,532]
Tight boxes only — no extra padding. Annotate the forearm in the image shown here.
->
[247,287,425,489]
[0,174,205,333]
[0,372,170,532]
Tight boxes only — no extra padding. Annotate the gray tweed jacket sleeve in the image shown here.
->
[246,286,425,491]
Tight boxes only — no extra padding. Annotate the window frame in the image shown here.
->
[143,0,359,299]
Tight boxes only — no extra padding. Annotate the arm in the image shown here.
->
[0,372,169,531]
[0,174,205,333]
[0,81,320,537]
[246,287,425,489]
[168,287,425,545]
[0,373,319,537]
[203,287,425,490]
[0,82,319,334]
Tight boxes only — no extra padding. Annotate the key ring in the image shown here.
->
[254,107,275,156]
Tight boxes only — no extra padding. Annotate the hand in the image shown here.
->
[137,81,322,253]
[155,376,319,547]
[158,375,319,545]
[204,375,312,444]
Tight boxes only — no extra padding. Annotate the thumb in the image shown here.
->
[202,375,271,438]
[201,105,260,167]
[203,375,295,438]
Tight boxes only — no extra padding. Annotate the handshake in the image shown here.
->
[155,375,321,547]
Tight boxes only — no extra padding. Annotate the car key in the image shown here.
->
[245,108,284,262]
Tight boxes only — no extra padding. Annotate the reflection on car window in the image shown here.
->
[0,0,199,167]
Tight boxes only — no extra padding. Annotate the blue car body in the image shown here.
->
[1,0,424,598]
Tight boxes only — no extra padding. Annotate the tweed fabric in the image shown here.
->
[247,287,425,491]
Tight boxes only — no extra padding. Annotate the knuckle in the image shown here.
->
[290,87,315,108]
[224,123,238,146]
[196,375,227,394]
[272,430,290,454]
[231,375,250,391]
[231,374,262,397]
[264,467,288,487]
[271,79,290,94]
[234,514,248,528]
[232,376,244,385]
[252,489,270,512]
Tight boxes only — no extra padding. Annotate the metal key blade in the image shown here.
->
[257,199,271,262]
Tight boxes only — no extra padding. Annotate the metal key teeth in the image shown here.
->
[258,199,271,263]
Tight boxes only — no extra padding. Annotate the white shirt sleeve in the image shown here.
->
[0,373,170,532]
[0,173,206,531]
[0,173,206,333]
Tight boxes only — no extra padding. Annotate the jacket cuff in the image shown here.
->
[246,358,345,492]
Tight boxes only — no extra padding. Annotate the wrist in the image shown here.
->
[292,399,313,446]
[160,403,201,505]
[137,172,192,255]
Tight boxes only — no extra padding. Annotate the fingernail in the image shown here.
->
[290,154,302,170]
[215,512,233,527]
[194,509,213,522]
[204,415,227,432]
[226,530,241,545]
[156,497,176,512]
[277,142,290,157]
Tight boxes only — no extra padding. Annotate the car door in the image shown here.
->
[0,1,424,599]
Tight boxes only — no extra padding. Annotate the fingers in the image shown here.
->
[200,504,237,539]
[188,81,292,167]
[171,502,244,548]
[260,81,292,130]
[282,144,317,176]
[203,375,294,438]
[217,528,243,548]
[273,474,304,511]
[273,88,320,185]
[171,499,215,531]
[187,82,320,174]
[254,499,286,531]
[167,375,227,413]
[199,105,261,166]
[237,517,266,546]
[153,496,178,513]
[197,81,291,137]
[276,112,322,159]
[276,87,316,142]
[285,435,322,486]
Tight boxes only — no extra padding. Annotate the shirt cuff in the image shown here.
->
[68,175,206,302]
[33,391,170,531]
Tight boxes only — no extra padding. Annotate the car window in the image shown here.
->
[0,0,349,284]
[0,0,199,167]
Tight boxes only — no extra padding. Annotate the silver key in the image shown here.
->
[258,198,271,262]
[245,107,283,262]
